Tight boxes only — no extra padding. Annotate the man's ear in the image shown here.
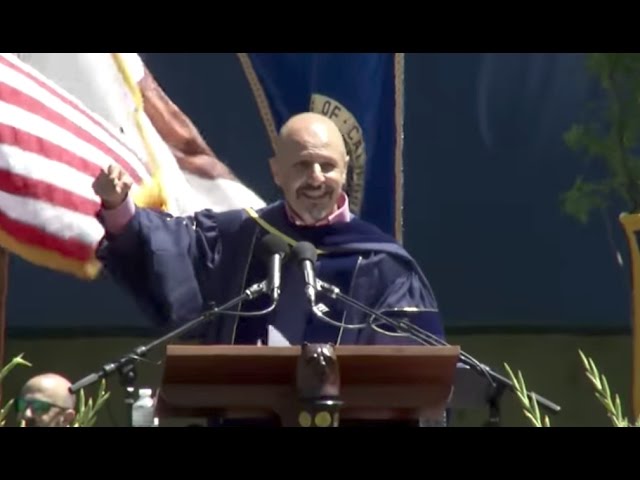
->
[269,156,281,188]
[61,409,76,427]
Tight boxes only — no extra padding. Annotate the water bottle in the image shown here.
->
[131,388,156,427]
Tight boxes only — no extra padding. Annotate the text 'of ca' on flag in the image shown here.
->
[238,53,405,241]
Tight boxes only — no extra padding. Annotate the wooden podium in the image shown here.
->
[155,344,460,427]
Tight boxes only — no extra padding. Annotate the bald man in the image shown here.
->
[16,374,76,427]
[93,113,445,424]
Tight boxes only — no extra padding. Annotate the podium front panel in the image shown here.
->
[157,345,460,422]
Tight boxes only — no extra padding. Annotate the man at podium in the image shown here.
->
[93,112,446,425]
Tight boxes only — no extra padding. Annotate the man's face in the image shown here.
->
[270,130,348,225]
[16,383,75,427]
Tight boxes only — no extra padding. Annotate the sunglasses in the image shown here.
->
[14,398,68,415]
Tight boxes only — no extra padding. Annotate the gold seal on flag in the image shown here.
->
[309,94,366,215]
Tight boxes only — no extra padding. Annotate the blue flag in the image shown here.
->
[240,53,405,240]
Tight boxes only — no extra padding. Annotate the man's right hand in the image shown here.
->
[92,164,133,210]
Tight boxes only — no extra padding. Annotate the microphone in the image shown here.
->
[256,234,290,302]
[291,241,318,305]
[69,236,289,424]
[313,278,562,425]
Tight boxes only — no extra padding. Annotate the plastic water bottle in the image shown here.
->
[131,388,156,427]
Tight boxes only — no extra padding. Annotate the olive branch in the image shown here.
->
[503,362,551,427]
[578,349,640,427]
[71,378,110,427]
[508,350,640,427]
[0,353,32,426]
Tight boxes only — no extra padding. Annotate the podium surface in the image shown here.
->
[156,344,460,425]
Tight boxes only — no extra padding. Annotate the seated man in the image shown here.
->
[16,373,76,427]
[93,112,446,425]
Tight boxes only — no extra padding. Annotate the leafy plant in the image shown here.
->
[0,353,32,426]
[504,363,551,427]
[562,53,640,223]
[578,349,640,427]
[72,379,110,427]
[508,350,640,427]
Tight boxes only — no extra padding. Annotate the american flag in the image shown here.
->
[0,53,171,279]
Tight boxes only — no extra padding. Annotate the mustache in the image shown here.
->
[297,185,332,194]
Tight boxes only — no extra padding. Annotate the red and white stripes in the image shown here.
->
[0,53,153,278]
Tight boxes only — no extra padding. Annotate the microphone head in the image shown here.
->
[257,234,290,262]
[292,241,317,264]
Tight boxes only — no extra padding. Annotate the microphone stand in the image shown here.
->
[69,280,270,427]
[316,279,561,426]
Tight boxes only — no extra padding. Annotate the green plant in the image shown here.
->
[71,379,110,427]
[562,53,640,223]
[578,349,640,427]
[508,350,640,427]
[504,363,551,427]
[0,353,32,426]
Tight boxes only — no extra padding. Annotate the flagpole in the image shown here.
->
[0,248,8,402]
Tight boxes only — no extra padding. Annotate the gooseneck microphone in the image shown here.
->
[256,234,290,302]
[291,241,318,305]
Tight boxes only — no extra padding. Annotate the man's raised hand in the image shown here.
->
[92,164,133,209]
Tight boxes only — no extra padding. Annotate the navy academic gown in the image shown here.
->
[96,200,446,426]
